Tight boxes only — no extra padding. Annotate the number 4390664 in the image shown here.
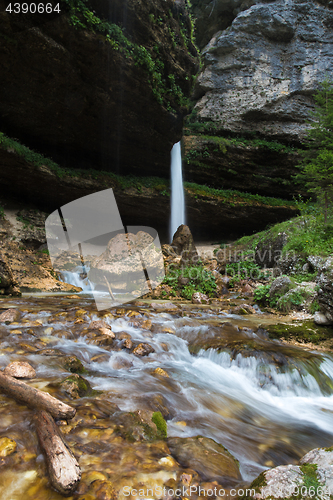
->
[6,3,61,14]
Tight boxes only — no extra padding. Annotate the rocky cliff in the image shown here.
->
[0,0,198,178]
[193,0,333,142]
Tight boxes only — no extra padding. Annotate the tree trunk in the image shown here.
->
[0,371,76,420]
[35,410,81,495]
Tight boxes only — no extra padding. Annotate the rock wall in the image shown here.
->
[0,0,198,177]
[193,0,333,142]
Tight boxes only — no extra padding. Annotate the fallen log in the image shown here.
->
[35,410,81,495]
[0,370,76,420]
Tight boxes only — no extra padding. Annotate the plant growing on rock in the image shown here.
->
[296,79,333,223]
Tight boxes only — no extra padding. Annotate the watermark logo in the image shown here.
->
[45,189,164,310]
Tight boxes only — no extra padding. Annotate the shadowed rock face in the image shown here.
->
[193,0,333,142]
[0,0,199,176]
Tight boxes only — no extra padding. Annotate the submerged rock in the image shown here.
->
[63,355,87,375]
[0,437,17,457]
[60,374,94,399]
[167,436,240,483]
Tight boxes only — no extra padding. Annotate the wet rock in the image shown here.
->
[167,436,240,483]
[60,374,94,399]
[152,367,170,378]
[115,411,159,442]
[63,355,87,374]
[192,292,209,304]
[171,225,199,266]
[3,361,36,379]
[132,343,155,356]
[269,276,292,298]
[145,393,172,420]
[233,304,256,315]
[0,308,20,324]
[0,437,17,457]
[151,302,179,313]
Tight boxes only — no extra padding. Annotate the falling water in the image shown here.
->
[170,141,186,242]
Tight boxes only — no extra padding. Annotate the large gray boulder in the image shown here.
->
[193,0,333,142]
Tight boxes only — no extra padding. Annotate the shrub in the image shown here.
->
[163,265,217,300]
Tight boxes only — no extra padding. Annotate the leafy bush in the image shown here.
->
[226,260,265,286]
[163,266,217,300]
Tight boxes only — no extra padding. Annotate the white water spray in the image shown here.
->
[170,141,186,242]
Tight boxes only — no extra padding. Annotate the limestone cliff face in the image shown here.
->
[193,0,333,142]
[0,0,198,179]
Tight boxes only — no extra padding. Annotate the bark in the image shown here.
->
[0,371,76,420]
[35,410,81,495]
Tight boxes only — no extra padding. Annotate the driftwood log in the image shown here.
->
[35,410,81,495]
[0,371,76,420]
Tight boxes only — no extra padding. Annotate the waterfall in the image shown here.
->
[170,141,186,242]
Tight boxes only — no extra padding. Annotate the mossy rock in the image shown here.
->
[151,411,167,438]
[60,374,98,399]
[63,355,88,374]
[265,320,333,345]
[113,411,160,442]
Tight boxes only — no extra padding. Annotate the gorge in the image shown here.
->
[0,0,333,499]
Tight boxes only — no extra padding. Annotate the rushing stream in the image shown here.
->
[0,296,333,499]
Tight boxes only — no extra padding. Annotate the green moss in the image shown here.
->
[238,471,267,499]
[264,321,333,344]
[151,411,167,438]
[60,0,195,111]
[184,182,296,208]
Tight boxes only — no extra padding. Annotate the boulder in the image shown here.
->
[245,446,333,499]
[171,225,199,266]
[269,276,292,298]
[255,233,287,268]
[89,231,164,294]
[0,308,20,323]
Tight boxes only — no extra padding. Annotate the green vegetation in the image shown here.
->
[265,320,333,344]
[235,197,333,259]
[226,260,267,286]
[300,464,321,494]
[0,205,4,219]
[254,281,313,313]
[296,79,333,223]
[0,132,59,171]
[151,411,167,439]
[184,131,298,155]
[184,182,296,207]
[60,0,193,111]
[163,265,217,300]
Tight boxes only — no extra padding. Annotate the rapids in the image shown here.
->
[0,296,333,498]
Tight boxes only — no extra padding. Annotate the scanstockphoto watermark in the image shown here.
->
[122,485,332,499]
[122,486,256,498]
